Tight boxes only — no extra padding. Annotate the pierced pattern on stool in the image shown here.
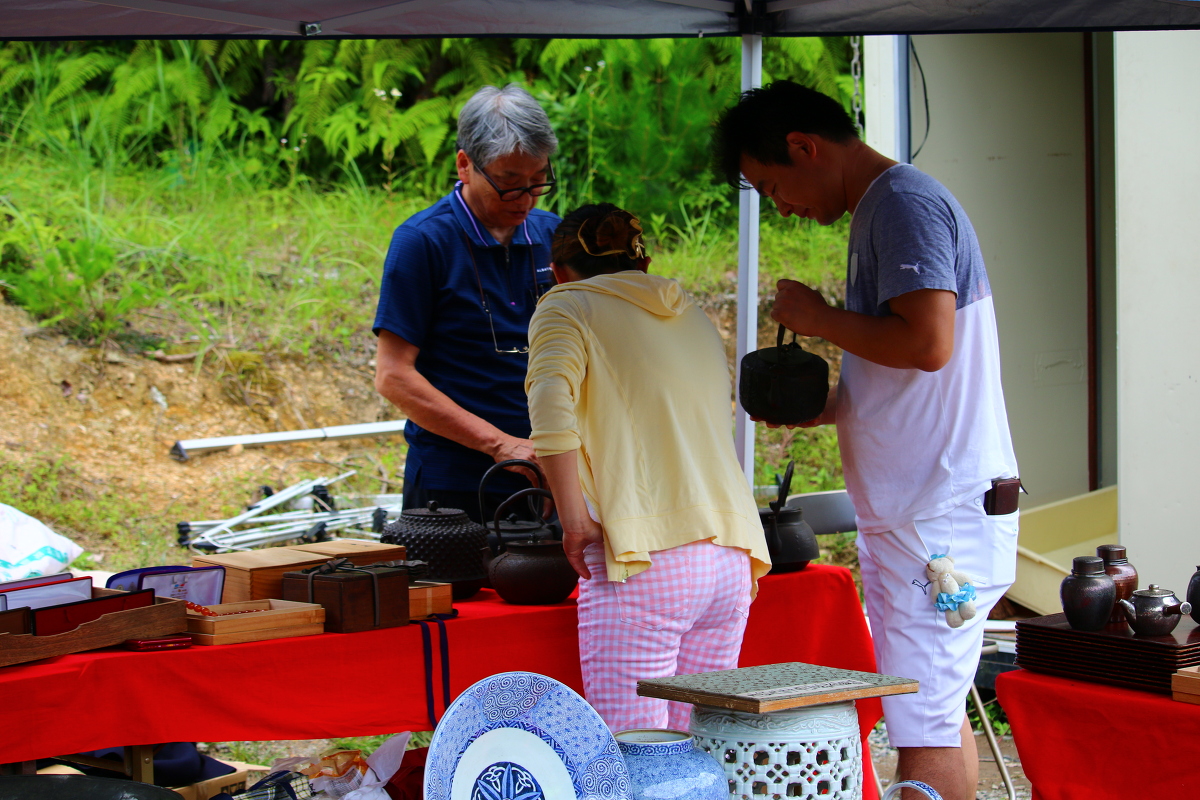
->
[690,702,862,800]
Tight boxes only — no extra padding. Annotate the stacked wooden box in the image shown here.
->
[1172,666,1200,704]
[192,539,406,603]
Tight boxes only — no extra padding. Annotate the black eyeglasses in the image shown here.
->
[474,161,557,202]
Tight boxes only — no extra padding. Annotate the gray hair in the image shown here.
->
[456,84,558,167]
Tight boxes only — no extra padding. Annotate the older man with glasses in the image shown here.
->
[373,84,560,522]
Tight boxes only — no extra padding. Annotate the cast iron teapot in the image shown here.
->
[478,459,559,556]
[380,501,488,600]
[760,460,820,573]
[739,324,830,426]
[484,487,579,605]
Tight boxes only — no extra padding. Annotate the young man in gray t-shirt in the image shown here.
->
[715,81,1018,800]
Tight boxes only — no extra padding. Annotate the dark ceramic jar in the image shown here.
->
[739,324,829,426]
[1060,556,1116,632]
[381,501,488,600]
[1096,544,1138,625]
[1187,566,1200,625]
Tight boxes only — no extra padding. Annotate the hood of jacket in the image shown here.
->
[540,271,691,318]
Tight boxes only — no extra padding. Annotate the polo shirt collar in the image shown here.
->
[451,181,536,249]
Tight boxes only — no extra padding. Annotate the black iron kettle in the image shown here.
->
[760,460,820,573]
[478,459,559,556]
[739,324,830,426]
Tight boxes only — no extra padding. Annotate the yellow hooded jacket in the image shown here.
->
[526,271,770,588]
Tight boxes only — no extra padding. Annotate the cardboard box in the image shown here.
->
[172,760,267,800]
[193,540,406,603]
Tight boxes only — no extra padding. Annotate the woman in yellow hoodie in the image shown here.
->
[527,203,770,732]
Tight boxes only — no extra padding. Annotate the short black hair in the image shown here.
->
[713,80,858,188]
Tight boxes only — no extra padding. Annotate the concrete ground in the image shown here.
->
[869,727,1033,800]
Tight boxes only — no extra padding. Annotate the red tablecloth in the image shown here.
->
[996,668,1200,798]
[1,564,880,796]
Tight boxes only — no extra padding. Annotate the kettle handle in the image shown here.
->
[479,459,547,522]
[776,323,798,349]
[492,488,556,553]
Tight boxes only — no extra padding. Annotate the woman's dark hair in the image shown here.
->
[551,203,646,279]
[713,80,858,188]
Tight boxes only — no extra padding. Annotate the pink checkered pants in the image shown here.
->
[577,539,752,732]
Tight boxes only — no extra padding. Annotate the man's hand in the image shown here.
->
[489,436,543,485]
[770,279,832,337]
[561,516,605,580]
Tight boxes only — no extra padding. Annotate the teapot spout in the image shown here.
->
[1116,597,1136,622]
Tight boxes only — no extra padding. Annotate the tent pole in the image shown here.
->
[734,33,763,487]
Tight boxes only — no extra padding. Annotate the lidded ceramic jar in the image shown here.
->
[1096,544,1138,625]
[1060,556,1116,632]
[615,729,727,800]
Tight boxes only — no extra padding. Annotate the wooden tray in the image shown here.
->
[0,588,185,668]
[409,581,452,619]
[1015,651,1177,686]
[1016,657,1171,694]
[186,599,325,636]
[189,622,326,646]
[1016,613,1200,651]
[1016,635,1200,667]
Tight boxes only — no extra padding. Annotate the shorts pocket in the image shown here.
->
[613,571,686,631]
[989,511,1020,587]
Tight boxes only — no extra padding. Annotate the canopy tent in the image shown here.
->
[4,0,1199,484]
[4,0,1200,39]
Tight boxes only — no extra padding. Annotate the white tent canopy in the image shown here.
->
[3,0,1199,40]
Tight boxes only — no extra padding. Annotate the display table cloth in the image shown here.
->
[0,564,881,796]
[996,668,1200,798]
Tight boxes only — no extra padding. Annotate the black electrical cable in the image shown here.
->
[909,38,931,161]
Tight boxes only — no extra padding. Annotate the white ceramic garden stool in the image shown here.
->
[636,663,919,800]
[689,700,863,800]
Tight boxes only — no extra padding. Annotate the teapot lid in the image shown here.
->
[401,500,471,522]
[1133,584,1174,597]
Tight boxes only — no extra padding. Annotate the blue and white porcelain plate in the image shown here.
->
[424,671,632,800]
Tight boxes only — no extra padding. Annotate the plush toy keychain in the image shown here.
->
[925,554,977,628]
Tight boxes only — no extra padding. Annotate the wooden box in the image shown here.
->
[287,539,406,562]
[409,581,453,619]
[186,599,325,646]
[281,565,409,633]
[0,588,186,668]
[192,541,405,603]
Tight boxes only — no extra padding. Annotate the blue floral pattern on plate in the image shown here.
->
[425,671,633,800]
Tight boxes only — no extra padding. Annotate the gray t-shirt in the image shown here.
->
[837,164,1018,533]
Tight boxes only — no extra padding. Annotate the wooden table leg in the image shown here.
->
[125,745,154,785]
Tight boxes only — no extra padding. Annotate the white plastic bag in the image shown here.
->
[0,503,83,582]
[341,733,413,800]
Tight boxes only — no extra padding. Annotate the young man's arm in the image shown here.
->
[771,281,956,372]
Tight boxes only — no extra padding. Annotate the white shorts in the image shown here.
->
[858,495,1019,748]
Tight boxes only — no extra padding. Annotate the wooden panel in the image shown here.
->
[186,599,325,635]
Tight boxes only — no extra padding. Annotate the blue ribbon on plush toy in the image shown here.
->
[934,582,977,612]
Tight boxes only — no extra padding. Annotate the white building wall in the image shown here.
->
[1113,32,1200,589]
[908,33,1091,506]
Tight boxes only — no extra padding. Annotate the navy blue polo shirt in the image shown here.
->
[373,186,560,494]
